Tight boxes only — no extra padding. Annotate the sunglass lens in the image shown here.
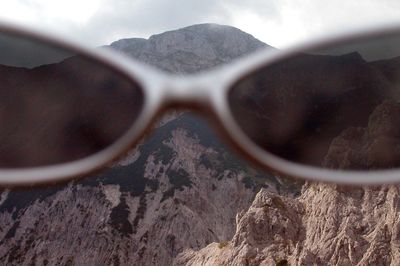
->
[229,31,400,170]
[0,33,144,167]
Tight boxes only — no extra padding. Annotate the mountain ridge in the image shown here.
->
[108,23,272,73]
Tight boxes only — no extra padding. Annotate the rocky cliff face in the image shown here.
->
[0,116,276,265]
[174,101,400,266]
[0,24,287,266]
[0,113,284,265]
[175,183,400,266]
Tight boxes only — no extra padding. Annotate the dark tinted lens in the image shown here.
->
[0,32,144,167]
[229,32,400,170]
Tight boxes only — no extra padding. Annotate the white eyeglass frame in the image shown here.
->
[1,21,400,186]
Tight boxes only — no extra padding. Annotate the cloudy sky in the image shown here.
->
[1,0,400,48]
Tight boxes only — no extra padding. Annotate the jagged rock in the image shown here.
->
[175,182,400,266]
[175,101,400,265]
[295,182,400,265]
[174,188,304,266]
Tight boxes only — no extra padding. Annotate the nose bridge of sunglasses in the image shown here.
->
[158,74,222,110]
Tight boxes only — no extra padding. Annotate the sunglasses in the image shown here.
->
[1,22,400,186]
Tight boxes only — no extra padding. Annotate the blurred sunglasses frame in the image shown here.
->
[1,21,400,186]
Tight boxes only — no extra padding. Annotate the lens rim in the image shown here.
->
[215,23,400,184]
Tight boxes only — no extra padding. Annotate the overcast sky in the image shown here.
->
[1,0,400,48]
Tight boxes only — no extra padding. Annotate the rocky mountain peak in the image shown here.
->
[109,23,271,73]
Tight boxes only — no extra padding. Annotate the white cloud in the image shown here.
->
[0,0,103,25]
[0,0,400,47]
[224,0,400,47]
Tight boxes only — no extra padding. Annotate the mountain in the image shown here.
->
[2,23,400,266]
[109,23,269,73]
[0,24,290,266]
